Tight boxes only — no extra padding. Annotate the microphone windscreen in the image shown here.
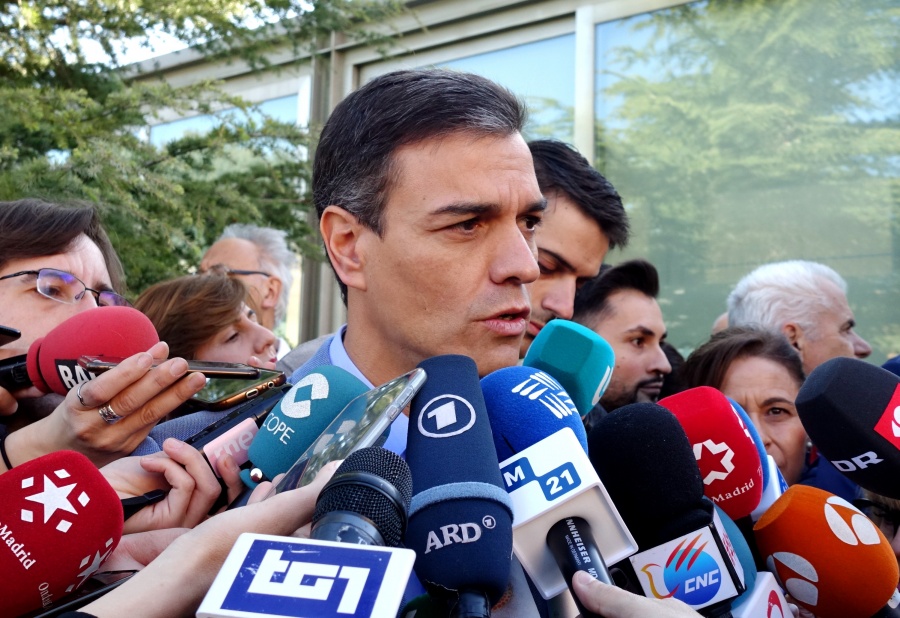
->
[796,357,900,498]
[727,397,770,489]
[405,355,513,604]
[588,403,709,547]
[481,365,586,462]
[659,387,764,520]
[27,306,159,394]
[522,319,615,416]
[754,484,898,618]
[716,506,758,604]
[0,451,124,616]
[313,447,412,548]
[247,366,368,484]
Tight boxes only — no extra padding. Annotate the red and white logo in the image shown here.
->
[873,384,900,451]
[822,496,881,546]
[20,467,90,533]
[766,551,818,608]
[693,440,735,484]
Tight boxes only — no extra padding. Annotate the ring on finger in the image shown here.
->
[98,403,124,425]
[76,382,88,407]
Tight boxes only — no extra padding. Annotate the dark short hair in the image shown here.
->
[313,69,527,302]
[679,326,805,391]
[528,139,629,249]
[134,274,247,361]
[0,198,125,293]
[572,259,659,326]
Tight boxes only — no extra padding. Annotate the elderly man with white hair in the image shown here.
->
[727,260,871,375]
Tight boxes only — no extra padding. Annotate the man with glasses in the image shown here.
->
[199,224,297,359]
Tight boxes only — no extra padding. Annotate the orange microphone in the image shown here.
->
[754,484,900,618]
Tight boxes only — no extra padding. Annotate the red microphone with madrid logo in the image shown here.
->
[0,450,124,616]
[0,306,159,395]
[659,387,764,521]
[754,484,900,618]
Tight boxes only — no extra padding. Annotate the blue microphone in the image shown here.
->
[404,355,513,618]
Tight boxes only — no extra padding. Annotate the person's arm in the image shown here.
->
[2,342,206,469]
[80,461,340,618]
[571,571,703,618]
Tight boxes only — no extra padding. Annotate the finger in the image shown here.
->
[75,350,155,409]
[0,386,18,415]
[139,455,194,521]
[148,341,170,361]
[247,481,274,506]
[217,453,246,506]
[106,357,191,418]
[572,571,645,617]
[162,438,220,527]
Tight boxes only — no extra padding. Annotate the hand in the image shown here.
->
[0,385,16,416]
[81,460,341,618]
[101,528,189,571]
[102,438,240,534]
[571,571,703,618]
[4,342,207,468]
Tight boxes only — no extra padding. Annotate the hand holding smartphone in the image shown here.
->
[78,356,261,378]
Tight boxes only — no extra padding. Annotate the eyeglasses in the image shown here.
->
[203,264,271,278]
[853,498,900,538]
[0,268,130,308]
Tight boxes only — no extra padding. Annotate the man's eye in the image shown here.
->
[631,338,644,347]
[523,215,542,230]
[454,219,479,232]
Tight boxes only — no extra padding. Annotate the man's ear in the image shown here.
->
[261,276,282,310]
[783,323,803,351]
[320,205,367,292]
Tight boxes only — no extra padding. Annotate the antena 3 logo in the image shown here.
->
[417,395,476,438]
[640,534,722,606]
[510,372,578,419]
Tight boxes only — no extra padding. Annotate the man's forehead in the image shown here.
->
[201,238,261,269]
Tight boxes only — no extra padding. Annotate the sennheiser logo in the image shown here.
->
[417,395,476,438]
[280,373,330,419]
[873,384,900,450]
[692,440,735,484]
[511,372,578,419]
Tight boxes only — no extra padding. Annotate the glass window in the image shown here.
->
[437,34,576,142]
[595,0,900,361]
[149,94,299,147]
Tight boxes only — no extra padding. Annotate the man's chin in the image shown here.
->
[635,390,661,404]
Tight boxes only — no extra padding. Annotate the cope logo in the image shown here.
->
[510,372,578,419]
[280,373,330,419]
[873,384,900,451]
[417,395,476,438]
[223,539,390,618]
[501,457,580,502]
[641,534,721,606]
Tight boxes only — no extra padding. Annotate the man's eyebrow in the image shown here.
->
[430,203,500,218]
[526,197,548,214]
[540,248,575,273]
[761,396,794,407]
[623,326,668,341]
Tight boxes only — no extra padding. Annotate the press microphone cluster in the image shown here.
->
[481,364,636,617]
[0,306,159,394]
[589,403,746,616]
[0,450,124,616]
[199,447,417,618]
[404,355,514,618]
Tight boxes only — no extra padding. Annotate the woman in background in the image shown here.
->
[135,274,278,370]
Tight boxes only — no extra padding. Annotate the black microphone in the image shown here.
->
[589,403,746,617]
[795,356,900,499]
[311,446,412,547]
[404,355,514,618]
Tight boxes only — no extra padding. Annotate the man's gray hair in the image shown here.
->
[219,223,296,325]
[727,260,847,337]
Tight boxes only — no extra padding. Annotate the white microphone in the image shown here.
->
[731,572,791,618]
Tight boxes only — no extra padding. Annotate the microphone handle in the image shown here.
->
[0,354,30,391]
[450,589,490,618]
[546,516,612,618]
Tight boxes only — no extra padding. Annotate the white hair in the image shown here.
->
[219,224,296,325]
[727,260,847,337]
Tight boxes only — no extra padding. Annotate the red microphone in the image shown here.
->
[659,386,764,520]
[0,307,159,395]
[0,450,124,616]
[754,485,900,618]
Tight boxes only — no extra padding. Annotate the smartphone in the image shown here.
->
[0,325,21,347]
[270,367,427,495]
[190,368,287,411]
[78,356,261,379]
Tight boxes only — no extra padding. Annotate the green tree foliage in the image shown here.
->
[0,0,403,294]
[596,0,900,356]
